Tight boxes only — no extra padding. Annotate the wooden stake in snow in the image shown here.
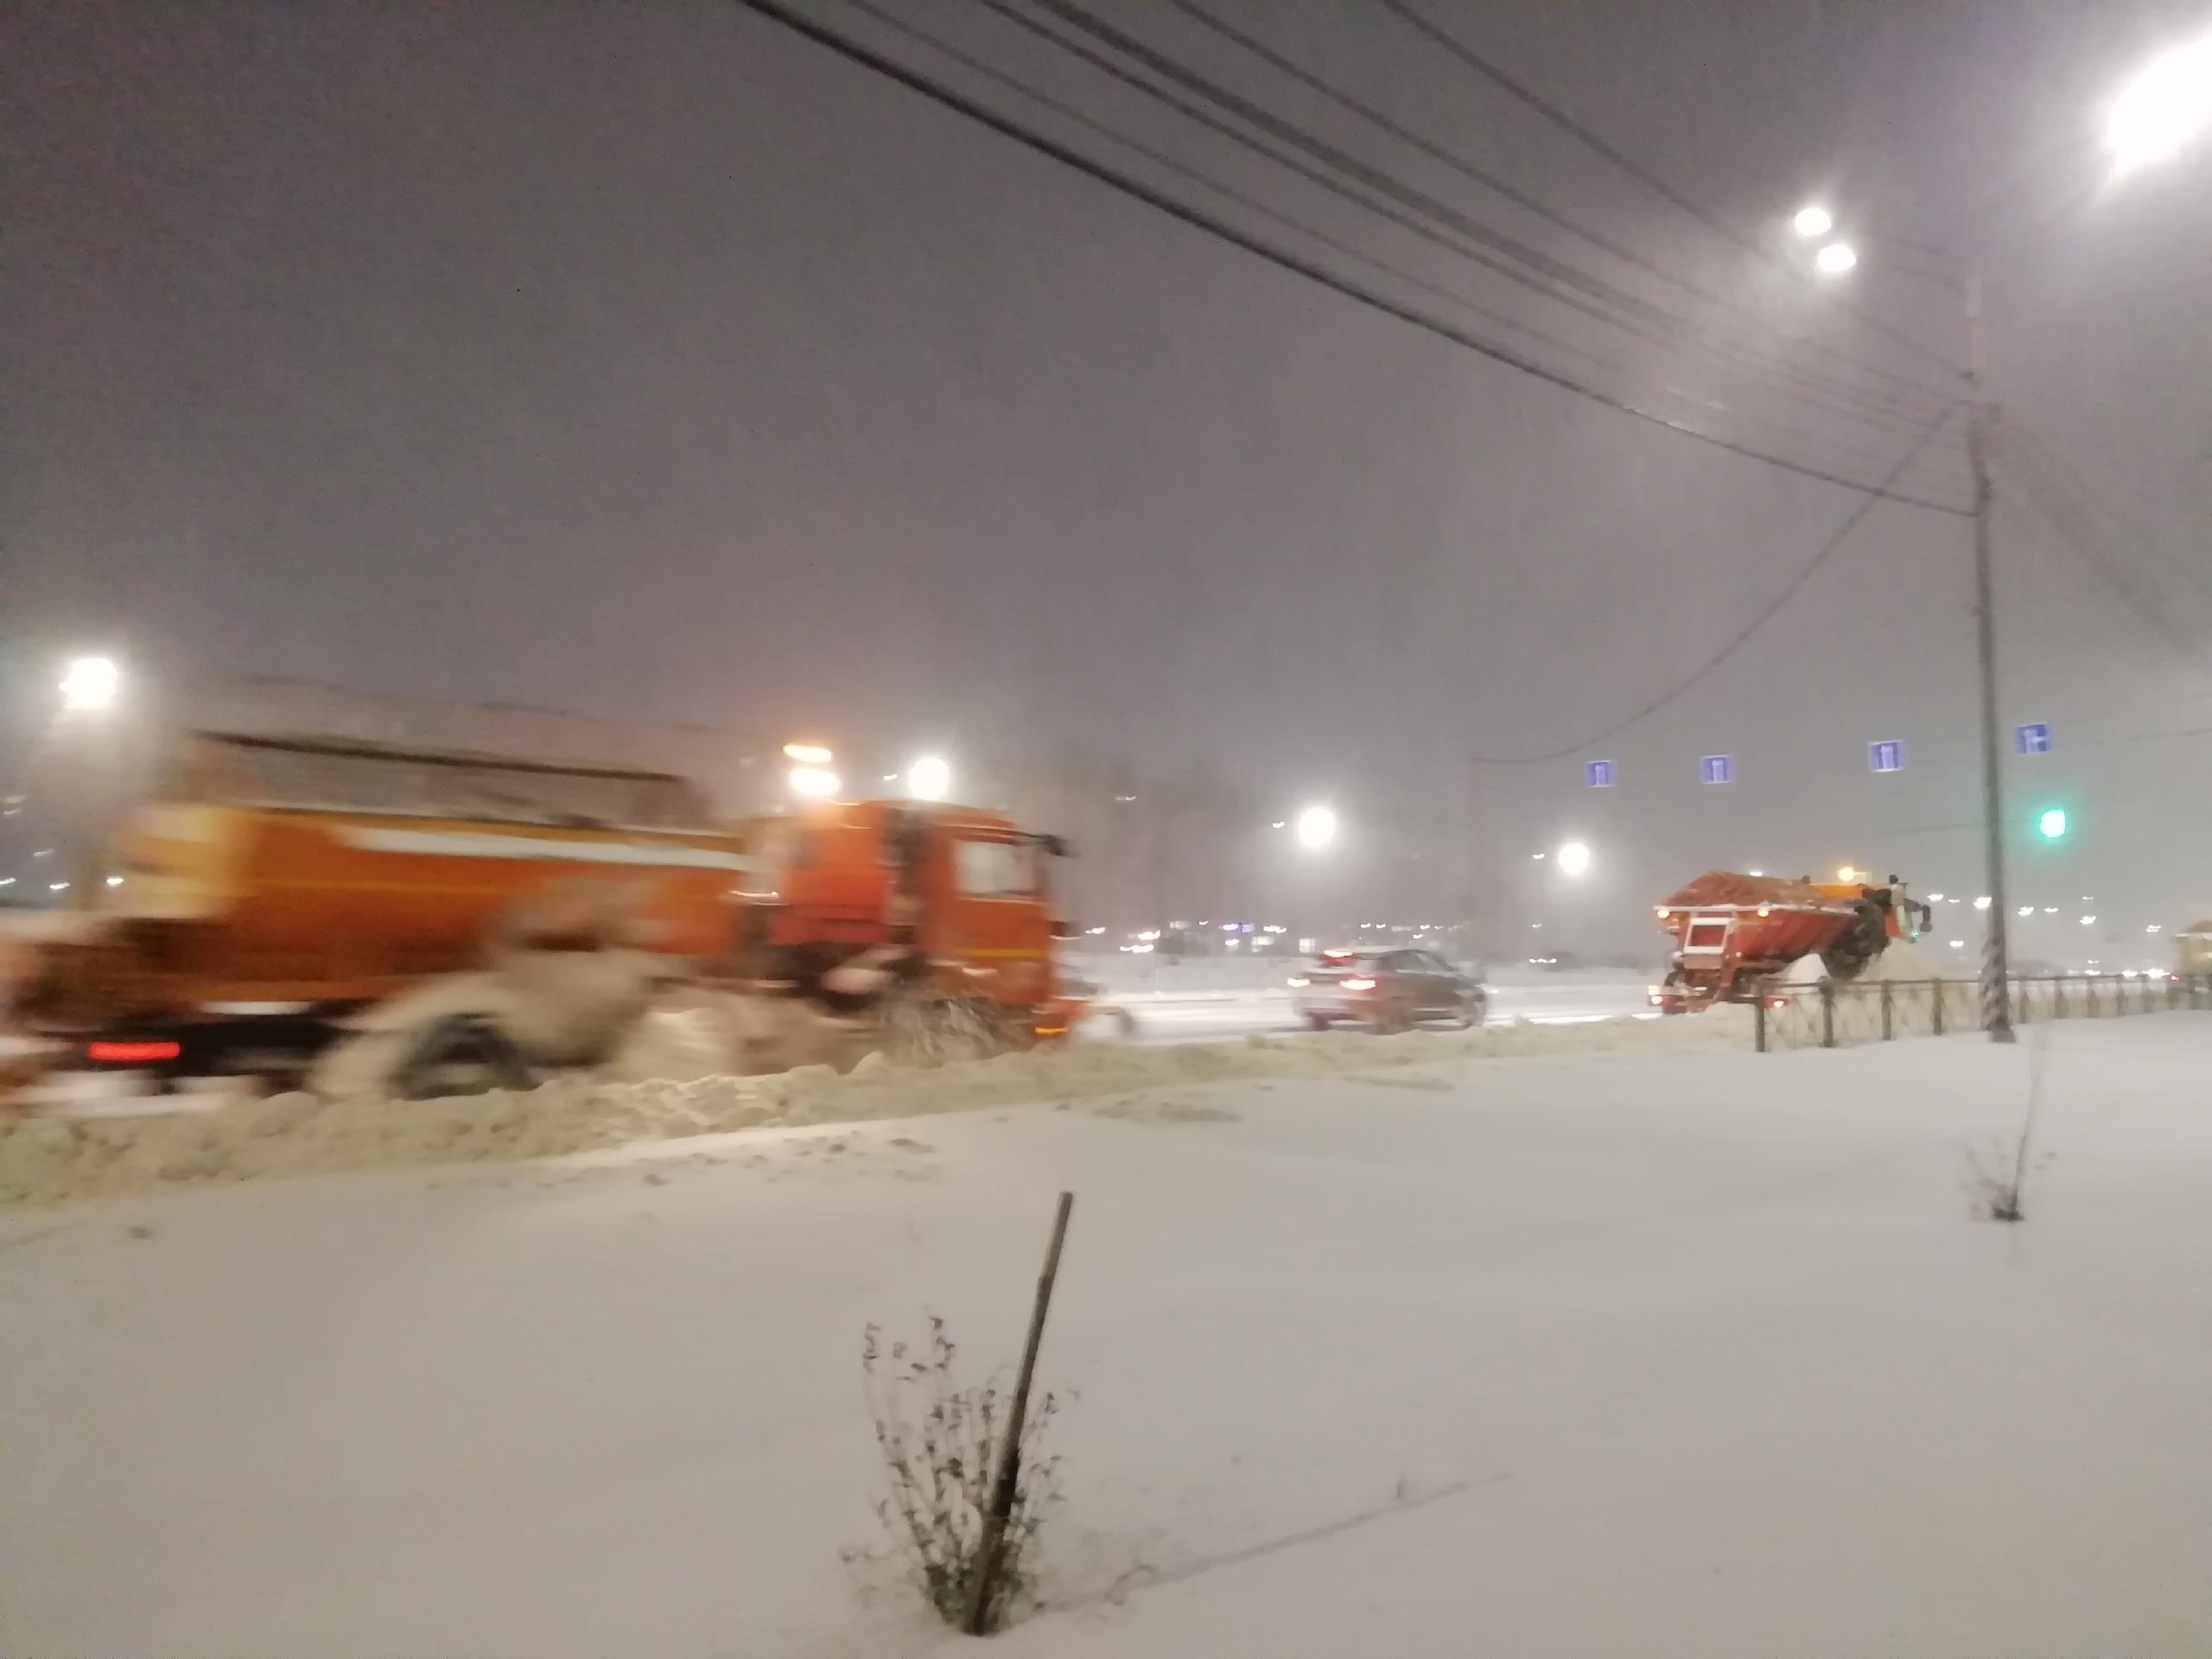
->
[963,1190,1075,1636]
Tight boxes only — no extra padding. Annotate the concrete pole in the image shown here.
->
[1966,270,2015,1043]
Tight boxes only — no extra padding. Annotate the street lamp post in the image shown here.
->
[1961,270,2016,1043]
[1782,29,2209,1041]
[1795,216,2016,1040]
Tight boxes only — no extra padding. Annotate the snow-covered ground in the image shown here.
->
[5,1017,2209,1657]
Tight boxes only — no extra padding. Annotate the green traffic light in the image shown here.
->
[2037,807,2068,840]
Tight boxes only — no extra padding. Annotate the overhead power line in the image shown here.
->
[840,0,1624,375]
[1013,0,1959,446]
[1159,0,1961,422]
[738,0,1971,512]
[1471,401,1961,765]
[2003,418,2212,604]
[974,0,1957,466]
[1375,0,1967,386]
[1998,444,2211,673]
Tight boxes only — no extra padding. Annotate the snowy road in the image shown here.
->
[1104,977,1655,1045]
[5,1016,2209,1657]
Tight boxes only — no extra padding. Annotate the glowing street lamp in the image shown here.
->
[906,754,951,803]
[1813,240,1859,275]
[782,741,838,800]
[2105,33,2212,174]
[1556,840,1592,877]
[60,655,120,711]
[1294,805,1337,850]
[1791,204,1834,238]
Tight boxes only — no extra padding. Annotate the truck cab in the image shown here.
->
[734,800,1073,1034]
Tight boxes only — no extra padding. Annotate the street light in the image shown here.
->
[2105,34,2212,174]
[60,655,119,711]
[906,754,951,803]
[1787,48,2207,1044]
[1294,805,1337,850]
[782,741,838,800]
[1556,841,1592,877]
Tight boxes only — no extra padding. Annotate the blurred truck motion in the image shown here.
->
[2,732,1082,1105]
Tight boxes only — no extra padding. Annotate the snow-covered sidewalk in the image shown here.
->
[3,1018,2209,1657]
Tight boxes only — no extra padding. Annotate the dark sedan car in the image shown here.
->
[1288,948,1487,1033]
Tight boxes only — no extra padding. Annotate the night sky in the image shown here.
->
[6,1,2209,946]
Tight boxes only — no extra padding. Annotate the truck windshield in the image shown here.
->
[955,839,1036,897]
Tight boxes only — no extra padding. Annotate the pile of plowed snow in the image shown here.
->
[1862,936,1951,979]
[0,1009,1753,1205]
[1782,936,1955,985]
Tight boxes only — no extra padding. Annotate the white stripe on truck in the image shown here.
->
[332,826,756,872]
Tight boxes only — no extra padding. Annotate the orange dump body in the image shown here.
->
[26,734,752,1025]
[1652,871,1911,1011]
[739,798,1067,1021]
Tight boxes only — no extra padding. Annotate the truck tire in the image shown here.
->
[393,1014,536,1101]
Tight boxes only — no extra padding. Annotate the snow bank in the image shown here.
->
[0,1009,1750,1205]
[1863,935,1950,980]
[1782,951,1828,984]
[1781,938,1953,985]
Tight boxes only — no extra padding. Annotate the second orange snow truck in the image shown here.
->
[1650,872,1928,1014]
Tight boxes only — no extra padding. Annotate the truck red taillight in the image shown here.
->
[87,1039,181,1065]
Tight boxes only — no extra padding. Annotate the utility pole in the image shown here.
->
[1965,271,2015,1042]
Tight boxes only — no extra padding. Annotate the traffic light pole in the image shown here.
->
[1966,270,2015,1043]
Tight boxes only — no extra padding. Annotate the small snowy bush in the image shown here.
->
[862,1318,1065,1633]
[1966,1025,2054,1224]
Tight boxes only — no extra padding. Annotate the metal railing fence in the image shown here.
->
[1755,973,2212,1052]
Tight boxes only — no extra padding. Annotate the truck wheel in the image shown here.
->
[394,1014,535,1101]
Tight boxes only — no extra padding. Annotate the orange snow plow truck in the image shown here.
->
[3,733,1082,1100]
[1649,872,1928,1014]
